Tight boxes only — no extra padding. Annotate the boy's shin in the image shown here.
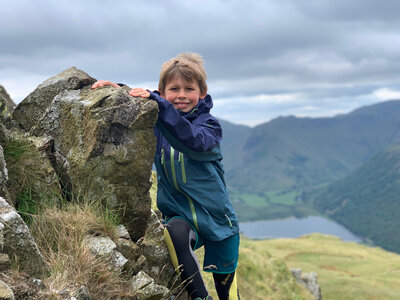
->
[213,271,240,300]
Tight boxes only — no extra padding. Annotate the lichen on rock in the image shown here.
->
[12,67,159,241]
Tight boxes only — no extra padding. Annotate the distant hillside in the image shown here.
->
[311,143,400,253]
[265,234,400,300]
[218,119,252,164]
[220,100,400,194]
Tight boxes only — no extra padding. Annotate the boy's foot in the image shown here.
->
[193,296,213,300]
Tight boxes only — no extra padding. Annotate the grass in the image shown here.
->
[2,136,136,299]
[3,138,61,223]
[196,237,314,300]
[30,200,132,299]
[263,234,400,300]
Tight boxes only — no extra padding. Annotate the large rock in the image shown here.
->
[11,67,158,240]
[0,197,48,277]
[12,67,96,131]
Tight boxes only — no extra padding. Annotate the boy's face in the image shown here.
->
[161,76,206,113]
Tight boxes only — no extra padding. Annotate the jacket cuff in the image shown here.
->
[148,90,164,102]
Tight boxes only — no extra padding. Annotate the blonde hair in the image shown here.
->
[158,52,208,95]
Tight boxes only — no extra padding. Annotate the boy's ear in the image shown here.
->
[200,91,207,100]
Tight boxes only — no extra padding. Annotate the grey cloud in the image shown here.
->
[1,0,400,125]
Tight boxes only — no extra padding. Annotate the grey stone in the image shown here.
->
[15,67,158,240]
[291,268,322,300]
[140,209,176,286]
[130,271,154,291]
[72,285,91,300]
[82,235,128,273]
[0,253,11,272]
[0,85,15,123]
[0,197,48,277]
[130,271,169,300]
[116,225,131,240]
[0,279,14,300]
[116,238,141,265]
[12,67,96,131]
[131,255,148,275]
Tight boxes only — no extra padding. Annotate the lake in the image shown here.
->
[239,216,364,242]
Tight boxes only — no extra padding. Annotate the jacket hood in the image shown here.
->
[180,94,213,120]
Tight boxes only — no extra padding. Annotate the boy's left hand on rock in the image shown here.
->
[129,88,150,98]
[91,80,119,89]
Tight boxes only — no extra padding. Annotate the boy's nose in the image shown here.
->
[177,89,186,98]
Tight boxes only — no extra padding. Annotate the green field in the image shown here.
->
[230,188,318,221]
[261,234,400,300]
[197,236,315,300]
[198,234,400,299]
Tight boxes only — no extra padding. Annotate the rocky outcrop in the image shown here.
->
[12,67,96,131]
[0,197,48,277]
[12,67,158,241]
[0,67,183,299]
[291,268,321,300]
[0,86,15,123]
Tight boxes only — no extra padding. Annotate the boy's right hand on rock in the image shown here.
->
[129,88,150,98]
[91,80,119,89]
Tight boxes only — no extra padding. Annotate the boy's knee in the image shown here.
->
[165,218,195,248]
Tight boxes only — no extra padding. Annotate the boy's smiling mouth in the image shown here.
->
[174,102,190,109]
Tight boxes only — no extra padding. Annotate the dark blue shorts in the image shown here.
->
[197,232,240,274]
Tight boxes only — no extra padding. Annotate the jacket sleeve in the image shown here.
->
[149,91,223,159]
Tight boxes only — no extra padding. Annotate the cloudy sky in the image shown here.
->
[1,0,400,126]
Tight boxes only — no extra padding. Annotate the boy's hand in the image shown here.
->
[91,80,120,89]
[129,88,150,98]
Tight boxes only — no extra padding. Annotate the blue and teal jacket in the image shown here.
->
[148,91,239,241]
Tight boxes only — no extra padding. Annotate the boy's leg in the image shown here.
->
[203,233,240,300]
[213,272,239,300]
[164,217,211,299]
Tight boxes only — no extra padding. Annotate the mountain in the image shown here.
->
[220,100,400,194]
[311,142,400,253]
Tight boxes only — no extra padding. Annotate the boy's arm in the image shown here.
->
[148,91,222,153]
[129,88,222,159]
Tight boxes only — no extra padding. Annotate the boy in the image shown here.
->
[92,53,240,300]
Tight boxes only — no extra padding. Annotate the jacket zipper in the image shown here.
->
[170,147,198,230]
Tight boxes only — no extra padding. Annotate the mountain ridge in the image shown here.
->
[219,99,400,193]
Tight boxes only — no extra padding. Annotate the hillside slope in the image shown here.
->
[220,100,400,193]
[312,143,400,253]
[263,234,400,300]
